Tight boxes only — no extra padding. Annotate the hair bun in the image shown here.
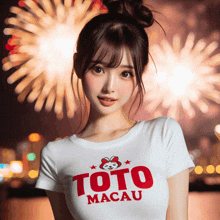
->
[103,0,154,28]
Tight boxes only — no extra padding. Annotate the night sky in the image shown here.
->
[1,0,220,150]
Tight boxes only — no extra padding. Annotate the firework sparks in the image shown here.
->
[143,32,220,121]
[2,0,106,119]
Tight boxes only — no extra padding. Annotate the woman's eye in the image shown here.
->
[93,66,104,74]
[122,71,133,78]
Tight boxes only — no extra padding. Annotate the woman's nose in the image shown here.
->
[103,74,118,93]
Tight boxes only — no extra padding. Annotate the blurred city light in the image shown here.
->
[206,165,215,174]
[10,161,23,173]
[28,133,41,142]
[28,170,39,179]
[0,164,7,169]
[27,153,36,161]
[194,165,203,174]
[0,164,10,176]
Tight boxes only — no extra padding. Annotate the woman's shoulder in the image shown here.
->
[40,137,73,154]
[149,116,178,125]
[142,116,171,125]
[140,116,179,134]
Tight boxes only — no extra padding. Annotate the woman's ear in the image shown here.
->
[73,53,81,79]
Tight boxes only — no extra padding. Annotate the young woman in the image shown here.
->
[35,0,195,219]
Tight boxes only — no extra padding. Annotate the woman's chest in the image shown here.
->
[58,144,169,219]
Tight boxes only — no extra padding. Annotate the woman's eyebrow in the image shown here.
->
[90,61,106,65]
[119,65,134,69]
[90,61,134,69]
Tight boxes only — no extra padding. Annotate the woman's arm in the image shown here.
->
[46,190,75,220]
[166,168,190,220]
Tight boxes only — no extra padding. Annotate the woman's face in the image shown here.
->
[81,48,137,117]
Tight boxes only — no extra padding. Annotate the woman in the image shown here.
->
[35,0,195,219]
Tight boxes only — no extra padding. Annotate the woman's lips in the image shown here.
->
[98,97,117,106]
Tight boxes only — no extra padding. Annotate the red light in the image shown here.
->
[9,50,17,55]
[6,43,15,51]
[5,43,12,51]
[18,0,25,7]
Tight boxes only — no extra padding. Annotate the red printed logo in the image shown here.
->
[99,156,122,170]
[73,166,153,197]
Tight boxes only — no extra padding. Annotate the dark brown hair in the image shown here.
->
[73,0,155,133]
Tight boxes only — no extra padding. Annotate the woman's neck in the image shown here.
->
[78,112,137,138]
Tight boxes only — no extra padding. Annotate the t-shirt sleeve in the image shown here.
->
[35,142,64,192]
[164,117,195,179]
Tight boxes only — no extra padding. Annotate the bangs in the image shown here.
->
[89,42,125,69]
[76,15,148,78]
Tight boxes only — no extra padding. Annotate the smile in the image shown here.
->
[98,97,117,107]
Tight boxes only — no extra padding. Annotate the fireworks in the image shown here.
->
[3,1,220,122]
[2,0,106,119]
[144,32,220,120]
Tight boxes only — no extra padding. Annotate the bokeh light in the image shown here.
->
[10,161,23,173]
[0,164,11,176]
[27,153,36,161]
[206,165,215,174]
[216,165,220,174]
[28,133,41,142]
[194,165,203,174]
[28,170,39,178]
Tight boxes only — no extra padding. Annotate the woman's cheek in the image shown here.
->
[119,83,134,99]
[83,74,99,94]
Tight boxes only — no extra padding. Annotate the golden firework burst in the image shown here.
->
[3,0,106,119]
[144,32,220,121]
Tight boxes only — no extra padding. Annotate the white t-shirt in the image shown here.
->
[35,116,195,220]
